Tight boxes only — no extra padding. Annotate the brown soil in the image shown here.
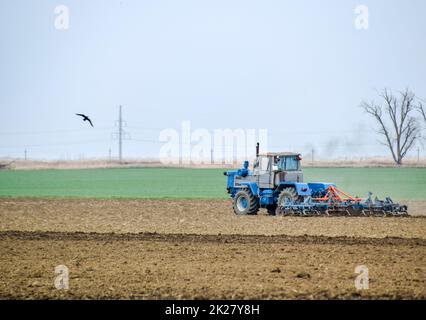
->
[0,199,425,238]
[0,199,425,299]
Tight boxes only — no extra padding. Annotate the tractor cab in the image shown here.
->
[253,153,303,188]
[253,153,301,174]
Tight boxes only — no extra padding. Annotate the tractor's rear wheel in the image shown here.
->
[233,189,259,215]
[277,187,299,206]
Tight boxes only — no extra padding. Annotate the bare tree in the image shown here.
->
[419,102,426,124]
[361,88,420,165]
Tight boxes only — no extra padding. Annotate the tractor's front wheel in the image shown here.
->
[233,189,259,215]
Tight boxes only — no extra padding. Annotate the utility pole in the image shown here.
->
[24,149,27,161]
[210,147,214,165]
[418,148,420,163]
[311,148,314,166]
[108,148,112,162]
[112,105,130,163]
[119,105,122,162]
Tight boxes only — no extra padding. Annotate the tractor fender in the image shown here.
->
[238,182,259,197]
[277,182,312,196]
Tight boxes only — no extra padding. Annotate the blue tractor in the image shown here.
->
[224,143,408,216]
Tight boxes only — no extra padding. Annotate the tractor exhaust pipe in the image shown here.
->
[256,142,259,157]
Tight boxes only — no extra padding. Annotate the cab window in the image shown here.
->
[278,156,299,171]
[259,156,269,171]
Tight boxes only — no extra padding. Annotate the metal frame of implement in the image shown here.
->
[277,185,408,216]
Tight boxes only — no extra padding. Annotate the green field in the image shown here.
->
[0,167,425,200]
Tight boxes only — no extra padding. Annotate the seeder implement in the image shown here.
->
[277,186,408,217]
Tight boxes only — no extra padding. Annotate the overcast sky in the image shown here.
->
[0,0,425,160]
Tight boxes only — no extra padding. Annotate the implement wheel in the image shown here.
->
[233,189,259,215]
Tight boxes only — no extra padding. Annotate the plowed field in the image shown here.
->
[0,199,425,299]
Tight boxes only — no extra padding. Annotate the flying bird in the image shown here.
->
[75,113,93,127]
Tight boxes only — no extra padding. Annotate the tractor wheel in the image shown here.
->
[233,189,259,215]
[277,187,299,207]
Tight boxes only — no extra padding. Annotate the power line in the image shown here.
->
[0,139,110,149]
[0,127,112,135]
[127,125,372,136]
[126,126,166,131]
[129,137,390,149]
[0,135,400,151]
[111,105,130,162]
